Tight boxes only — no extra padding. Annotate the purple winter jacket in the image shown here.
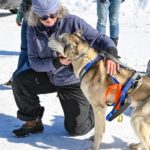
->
[27,14,117,86]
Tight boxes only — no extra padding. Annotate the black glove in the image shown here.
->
[106,47,118,59]
[53,58,63,69]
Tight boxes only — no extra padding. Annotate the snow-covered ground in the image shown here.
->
[0,0,150,150]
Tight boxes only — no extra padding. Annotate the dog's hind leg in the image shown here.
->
[139,120,150,150]
[137,115,150,150]
[130,115,150,150]
[129,115,142,150]
[129,143,141,150]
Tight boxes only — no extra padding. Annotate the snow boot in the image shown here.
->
[12,120,44,137]
[12,107,44,137]
[3,79,13,87]
[111,37,118,46]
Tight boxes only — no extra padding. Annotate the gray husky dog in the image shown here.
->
[49,32,150,150]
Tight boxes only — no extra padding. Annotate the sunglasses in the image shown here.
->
[39,13,58,21]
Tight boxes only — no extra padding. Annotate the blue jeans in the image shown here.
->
[97,0,121,39]
[13,20,30,78]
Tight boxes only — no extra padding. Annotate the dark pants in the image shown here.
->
[12,69,94,135]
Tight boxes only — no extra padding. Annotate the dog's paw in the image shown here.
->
[129,143,141,150]
[85,145,100,150]
[85,146,94,150]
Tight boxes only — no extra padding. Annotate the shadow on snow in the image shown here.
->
[0,50,19,56]
[0,113,129,150]
[0,12,13,18]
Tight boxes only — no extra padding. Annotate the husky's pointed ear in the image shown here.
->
[74,30,83,37]
[58,33,69,42]
[74,30,86,42]
[58,33,70,48]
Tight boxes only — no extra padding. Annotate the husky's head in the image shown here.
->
[56,30,89,59]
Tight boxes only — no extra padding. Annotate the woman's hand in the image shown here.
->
[105,59,120,75]
[59,55,72,65]
[16,20,22,26]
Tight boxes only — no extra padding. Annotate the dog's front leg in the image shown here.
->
[87,107,106,150]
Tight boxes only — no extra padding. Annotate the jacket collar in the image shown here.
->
[36,19,63,38]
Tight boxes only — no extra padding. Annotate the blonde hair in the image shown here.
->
[28,5,69,27]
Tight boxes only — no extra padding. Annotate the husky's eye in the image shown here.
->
[64,44,77,54]
[64,44,71,52]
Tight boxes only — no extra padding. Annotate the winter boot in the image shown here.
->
[111,37,118,46]
[12,120,44,137]
[3,78,13,87]
[12,107,44,137]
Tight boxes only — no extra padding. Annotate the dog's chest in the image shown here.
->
[80,70,106,106]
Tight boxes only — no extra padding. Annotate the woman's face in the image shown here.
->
[40,17,58,27]
[39,13,58,27]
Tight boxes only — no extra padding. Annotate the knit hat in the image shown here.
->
[32,0,60,16]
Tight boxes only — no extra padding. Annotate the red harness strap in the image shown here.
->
[105,84,122,110]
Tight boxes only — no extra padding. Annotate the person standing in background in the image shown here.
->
[96,0,125,46]
[4,0,31,86]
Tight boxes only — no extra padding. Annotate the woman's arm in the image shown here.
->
[27,26,56,72]
[72,16,120,74]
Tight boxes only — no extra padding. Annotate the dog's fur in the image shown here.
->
[50,32,150,150]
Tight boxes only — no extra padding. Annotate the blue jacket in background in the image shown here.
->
[27,14,117,86]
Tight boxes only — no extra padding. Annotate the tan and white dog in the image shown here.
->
[49,32,150,150]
